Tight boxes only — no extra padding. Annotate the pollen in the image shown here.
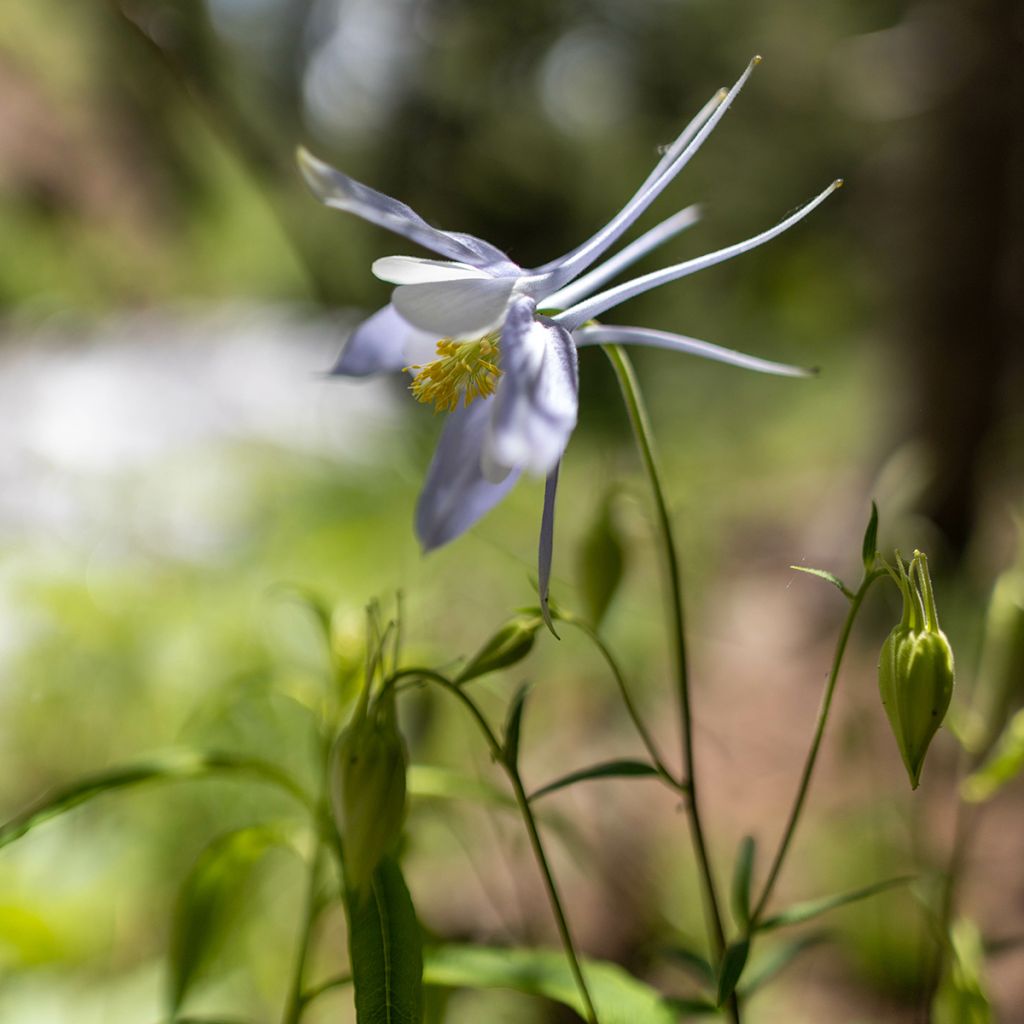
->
[407,335,502,412]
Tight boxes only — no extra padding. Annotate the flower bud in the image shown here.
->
[331,700,408,890]
[878,552,955,789]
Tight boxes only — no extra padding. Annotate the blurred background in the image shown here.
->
[1,0,1022,1021]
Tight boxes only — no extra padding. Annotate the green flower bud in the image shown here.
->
[331,700,408,890]
[878,551,955,789]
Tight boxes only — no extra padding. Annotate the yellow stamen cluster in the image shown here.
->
[407,335,502,412]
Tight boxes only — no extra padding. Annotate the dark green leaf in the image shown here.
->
[530,760,660,801]
[658,945,715,985]
[716,939,749,1006]
[577,490,627,628]
[503,683,531,770]
[0,751,310,851]
[663,995,721,1016]
[789,565,853,598]
[168,825,286,1015]
[348,856,423,1024]
[455,616,543,684]
[862,502,879,571]
[738,933,825,997]
[758,876,913,932]
[424,944,678,1024]
[730,835,756,931]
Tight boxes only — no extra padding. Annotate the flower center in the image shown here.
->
[407,334,502,412]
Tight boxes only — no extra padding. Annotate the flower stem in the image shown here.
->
[603,346,732,1013]
[749,570,883,926]
[282,839,326,1024]
[389,668,600,1024]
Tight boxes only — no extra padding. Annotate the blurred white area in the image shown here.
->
[0,304,400,546]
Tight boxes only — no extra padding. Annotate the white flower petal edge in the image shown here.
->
[331,303,437,376]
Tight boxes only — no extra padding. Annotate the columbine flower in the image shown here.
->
[299,57,841,614]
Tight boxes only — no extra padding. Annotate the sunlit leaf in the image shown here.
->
[168,825,288,1015]
[757,876,913,932]
[932,919,993,1024]
[962,709,1024,803]
[0,751,310,851]
[789,565,853,598]
[424,944,678,1024]
[530,759,659,801]
[455,615,543,684]
[730,835,756,931]
[348,856,423,1024]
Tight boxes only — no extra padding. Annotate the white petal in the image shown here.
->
[372,255,492,286]
[415,399,520,551]
[557,179,844,330]
[483,299,578,478]
[392,276,517,338]
[574,324,813,377]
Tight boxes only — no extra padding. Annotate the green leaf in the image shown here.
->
[530,759,660,801]
[577,489,627,627]
[862,501,879,571]
[962,709,1024,803]
[503,683,531,770]
[0,751,310,851]
[658,945,715,986]
[932,919,993,1024]
[424,944,678,1024]
[662,995,721,1016]
[455,615,543,684]
[715,939,749,1006]
[168,825,287,1015]
[789,565,853,598]
[738,933,825,997]
[730,835,756,931]
[348,855,423,1024]
[757,876,913,931]
[408,765,515,810]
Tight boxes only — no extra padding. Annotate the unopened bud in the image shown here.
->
[331,700,408,890]
[878,551,955,789]
[456,614,543,684]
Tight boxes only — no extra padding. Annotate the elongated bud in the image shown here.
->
[878,551,955,789]
[455,613,543,684]
[330,699,408,890]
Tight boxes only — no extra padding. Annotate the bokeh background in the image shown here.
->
[1,0,1022,1021]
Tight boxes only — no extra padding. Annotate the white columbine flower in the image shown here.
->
[299,57,841,613]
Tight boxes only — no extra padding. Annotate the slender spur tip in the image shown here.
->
[715,87,729,100]
[833,178,845,189]
[752,54,764,66]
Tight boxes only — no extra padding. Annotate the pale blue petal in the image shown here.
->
[297,147,513,270]
[556,179,843,330]
[538,463,561,635]
[392,276,517,338]
[331,304,437,377]
[574,325,813,377]
[483,299,578,479]
[416,399,520,551]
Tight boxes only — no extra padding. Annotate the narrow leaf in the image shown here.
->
[789,565,853,597]
[424,944,678,1024]
[408,765,515,810]
[503,683,531,770]
[663,995,721,1016]
[348,855,423,1024]
[455,616,543,684]
[530,760,660,801]
[658,944,715,985]
[168,825,286,1014]
[0,751,310,850]
[730,835,756,931]
[932,919,993,1024]
[716,939,750,1006]
[758,876,913,932]
[738,933,825,997]
[862,501,879,571]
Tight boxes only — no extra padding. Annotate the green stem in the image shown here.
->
[603,346,734,1018]
[388,669,600,1024]
[282,840,326,1024]
[558,615,684,794]
[750,570,884,926]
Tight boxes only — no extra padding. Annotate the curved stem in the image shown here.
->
[603,346,733,1015]
[388,668,600,1024]
[750,570,884,926]
[558,614,684,794]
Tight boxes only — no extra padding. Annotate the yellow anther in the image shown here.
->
[407,334,502,413]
